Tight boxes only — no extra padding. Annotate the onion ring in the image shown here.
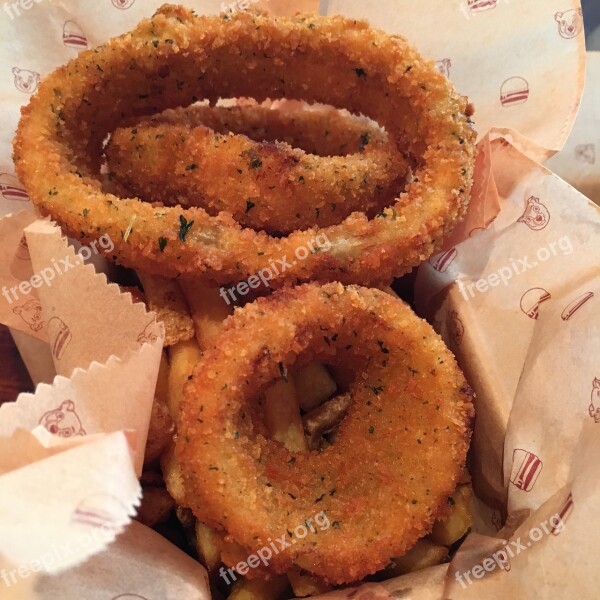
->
[14,5,475,287]
[106,103,408,234]
[176,282,474,584]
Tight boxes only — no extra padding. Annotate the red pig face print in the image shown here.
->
[111,0,136,9]
[589,378,600,424]
[518,196,550,231]
[449,311,465,346]
[39,400,86,437]
[436,59,452,78]
[12,67,40,94]
[13,299,44,332]
[574,144,595,165]
[555,9,583,39]
[137,320,162,345]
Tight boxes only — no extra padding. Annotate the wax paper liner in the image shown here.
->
[0,0,596,599]
[546,52,600,205]
[0,207,179,597]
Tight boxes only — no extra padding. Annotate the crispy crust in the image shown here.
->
[14,5,476,287]
[176,283,474,584]
[106,103,408,234]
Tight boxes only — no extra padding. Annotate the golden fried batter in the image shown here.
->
[14,5,475,287]
[106,103,407,234]
[177,283,474,584]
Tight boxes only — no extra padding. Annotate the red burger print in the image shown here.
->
[520,288,551,320]
[551,493,574,535]
[111,0,136,9]
[436,59,452,78]
[574,144,595,165]
[63,21,88,49]
[510,449,543,492]
[500,77,529,107]
[517,196,550,231]
[0,173,29,202]
[429,248,457,273]
[12,67,40,94]
[39,400,86,437]
[13,299,44,332]
[589,378,600,424]
[555,9,583,39]
[47,317,73,360]
[561,292,594,322]
[72,493,127,530]
[449,311,465,346]
[468,0,498,13]
[469,227,486,238]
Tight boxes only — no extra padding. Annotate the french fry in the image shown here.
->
[145,395,175,463]
[287,568,332,597]
[136,486,175,527]
[160,442,187,506]
[195,521,224,574]
[292,363,337,411]
[179,281,233,350]
[227,575,290,600]
[382,539,448,577]
[167,338,203,423]
[264,376,307,452]
[137,272,195,346]
[429,484,473,545]
[302,393,352,450]
[145,352,175,463]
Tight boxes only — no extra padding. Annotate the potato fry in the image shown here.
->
[159,338,202,509]
[195,521,224,574]
[167,338,203,423]
[136,486,175,527]
[381,539,448,578]
[429,484,473,545]
[179,281,233,350]
[145,352,176,463]
[302,393,352,450]
[138,272,194,346]
[145,395,175,463]
[292,363,337,411]
[287,568,332,597]
[160,442,187,506]
[228,575,289,600]
[176,506,197,550]
[264,376,307,452]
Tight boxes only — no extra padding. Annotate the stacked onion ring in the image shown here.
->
[14,4,475,288]
[177,283,474,584]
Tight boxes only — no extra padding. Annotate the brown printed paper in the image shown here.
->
[413,136,600,598]
[323,0,586,161]
[0,0,596,599]
[546,52,600,205]
[35,520,211,600]
[0,429,140,585]
[23,218,163,378]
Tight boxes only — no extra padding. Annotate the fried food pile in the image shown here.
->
[14,4,475,288]
[13,4,478,598]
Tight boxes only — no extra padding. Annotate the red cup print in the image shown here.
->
[510,449,543,492]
